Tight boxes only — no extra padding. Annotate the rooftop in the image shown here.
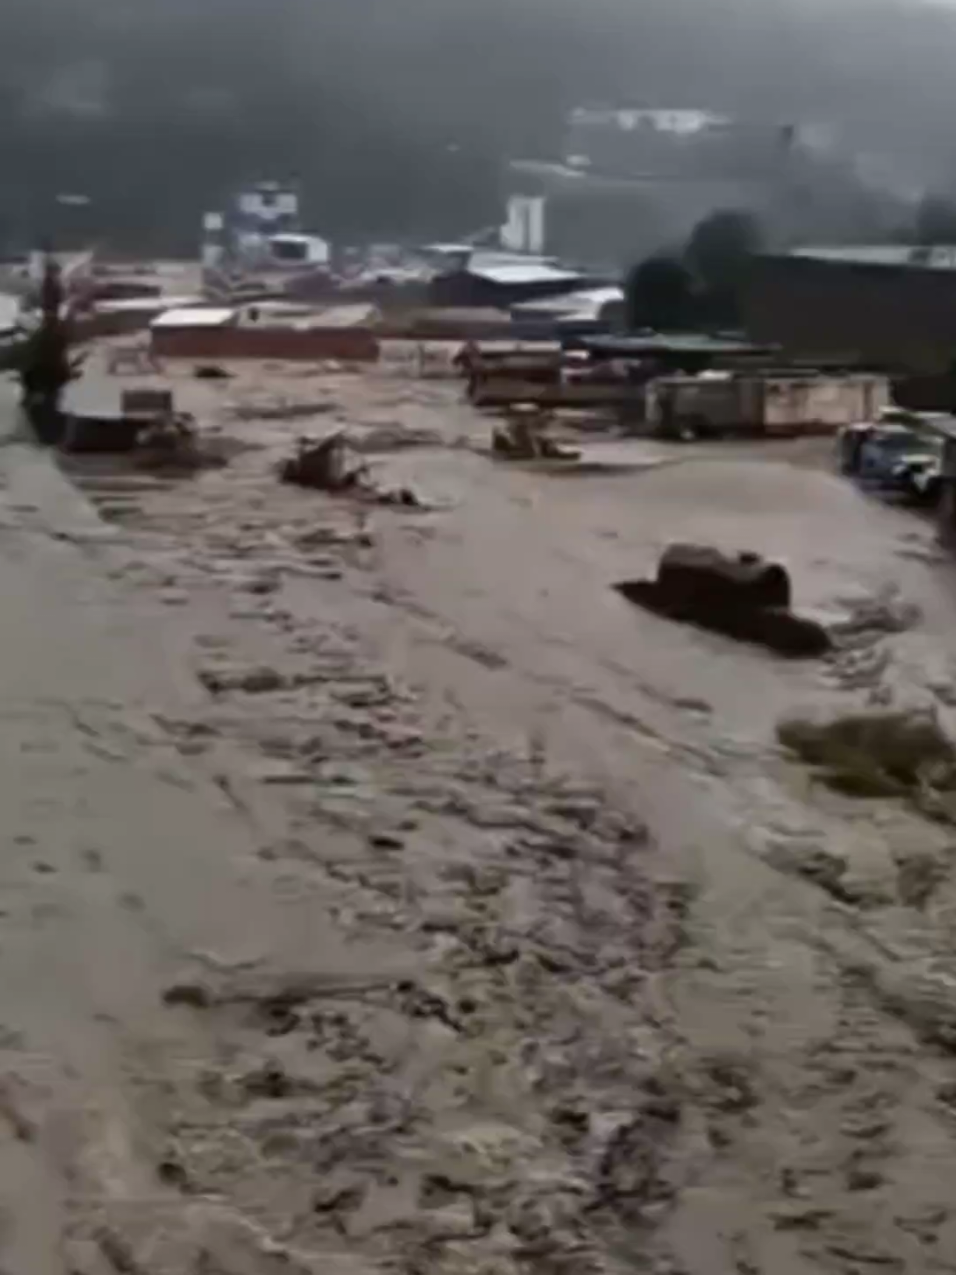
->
[783,244,956,271]
[512,286,624,316]
[579,333,774,358]
[468,260,583,287]
[151,306,235,330]
[97,294,203,315]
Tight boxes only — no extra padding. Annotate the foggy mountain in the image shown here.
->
[1,0,955,252]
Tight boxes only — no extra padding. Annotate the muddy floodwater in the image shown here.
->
[41,355,956,1273]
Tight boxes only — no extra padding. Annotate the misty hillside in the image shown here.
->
[1,0,955,252]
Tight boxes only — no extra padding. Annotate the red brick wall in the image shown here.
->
[151,325,380,363]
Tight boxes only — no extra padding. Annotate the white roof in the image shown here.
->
[514,286,623,315]
[422,242,473,256]
[310,303,379,328]
[98,294,203,314]
[470,262,582,286]
[151,306,234,330]
[269,233,328,247]
[0,292,21,334]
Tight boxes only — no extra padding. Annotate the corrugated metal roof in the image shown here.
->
[786,245,956,271]
[151,306,235,329]
[98,294,203,314]
[513,286,623,316]
[469,262,582,286]
[309,303,379,329]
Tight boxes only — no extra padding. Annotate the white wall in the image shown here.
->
[501,195,546,254]
[237,188,299,224]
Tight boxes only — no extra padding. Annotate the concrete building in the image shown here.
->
[149,302,379,362]
[743,246,956,375]
[500,196,546,255]
[235,182,300,235]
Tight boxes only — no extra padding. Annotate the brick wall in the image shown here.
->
[151,325,380,363]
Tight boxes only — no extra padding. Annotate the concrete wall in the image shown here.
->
[762,376,888,432]
[151,325,380,363]
[649,374,888,435]
[744,256,956,375]
[649,379,762,431]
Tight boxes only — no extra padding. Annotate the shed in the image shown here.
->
[150,301,378,362]
[430,255,593,309]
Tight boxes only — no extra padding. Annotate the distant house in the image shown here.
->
[510,286,625,336]
[429,252,601,309]
[149,302,379,362]
[266,234,330,269]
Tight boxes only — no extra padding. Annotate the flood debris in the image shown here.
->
[777,707,956,802]
[234,397,335,422]
[106,343,162,375]
[831,589,923,648]
[491,408,581,463]
[616,544,832,657]
[279,432,421,506]
[61,411,143,454]
[279,432,365,491]
[133,413,228,473]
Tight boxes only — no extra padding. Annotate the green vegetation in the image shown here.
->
[624,208,763,332]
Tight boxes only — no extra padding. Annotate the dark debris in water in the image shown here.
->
[777,708,956,812]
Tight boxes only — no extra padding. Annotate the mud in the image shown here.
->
[19,351,956,1272]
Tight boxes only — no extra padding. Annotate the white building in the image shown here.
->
[235,182,299,232]
[500,195,546,255]
[266,233,330,269]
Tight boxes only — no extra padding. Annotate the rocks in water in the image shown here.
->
[615,544,831,657]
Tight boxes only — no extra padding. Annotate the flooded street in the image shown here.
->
[18,356,956,1273]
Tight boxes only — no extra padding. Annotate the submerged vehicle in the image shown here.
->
[837,409,946,505]
[615,544,832,658]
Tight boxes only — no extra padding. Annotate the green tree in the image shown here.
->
[624,255,696,332]
[685,209,763,326]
